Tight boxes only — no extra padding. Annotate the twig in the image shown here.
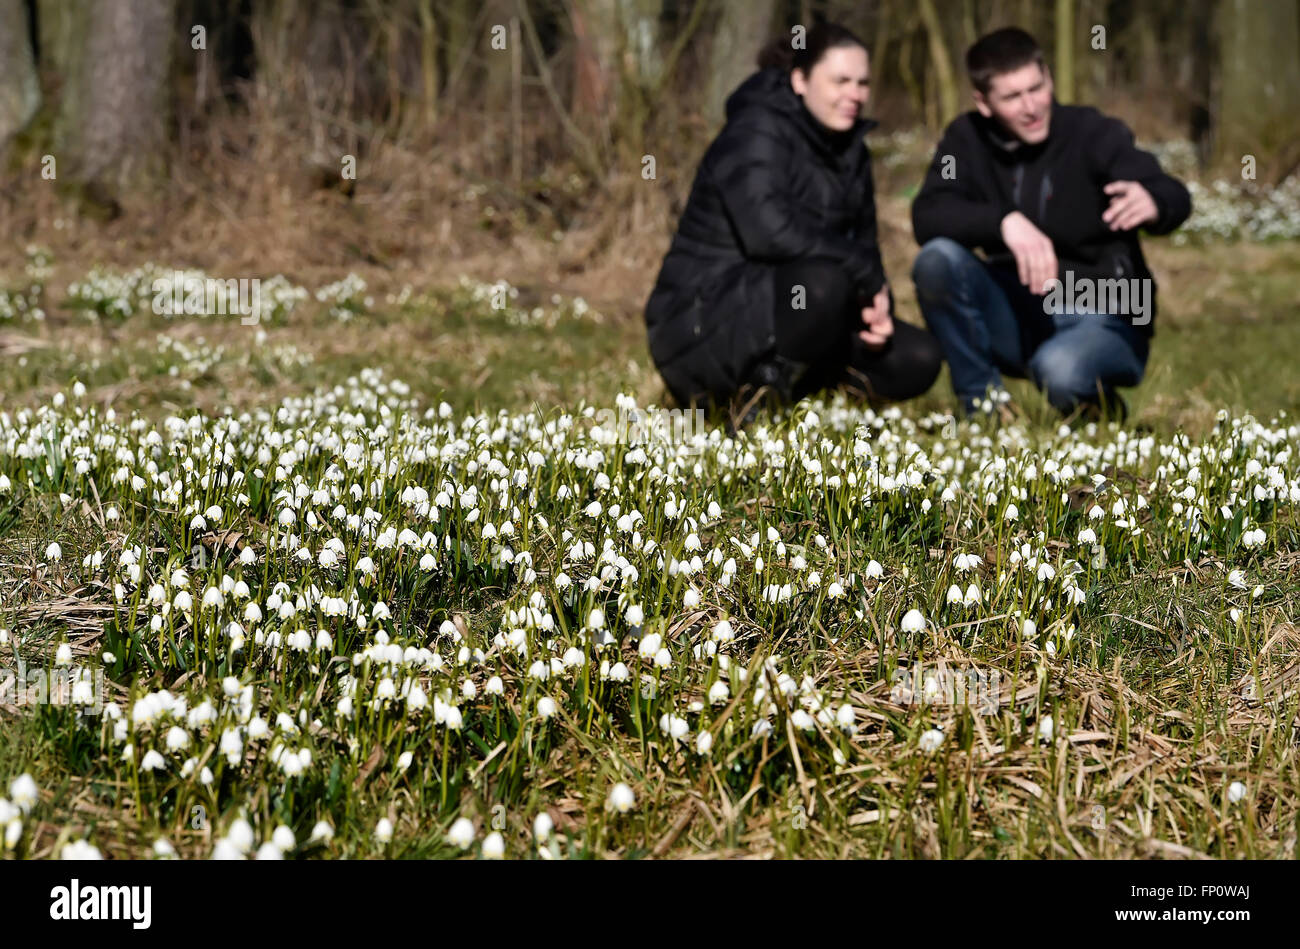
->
[514,0,604,181]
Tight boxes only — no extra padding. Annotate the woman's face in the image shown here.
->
[791,45,870,132]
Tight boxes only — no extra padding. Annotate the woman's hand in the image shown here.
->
[858,287,893,349]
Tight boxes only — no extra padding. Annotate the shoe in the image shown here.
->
[1069,393,1128,427]
[726,355,803,435]
[961,387,1022,425]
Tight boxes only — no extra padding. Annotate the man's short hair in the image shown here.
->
[966,27,1045,95]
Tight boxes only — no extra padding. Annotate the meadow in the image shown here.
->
[0,163,1298,860]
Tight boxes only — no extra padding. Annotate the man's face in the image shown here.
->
[974,62,1053,144]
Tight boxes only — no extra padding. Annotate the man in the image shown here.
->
[910,27,1191,421]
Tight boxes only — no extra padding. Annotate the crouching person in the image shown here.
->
[644,22,942,432]
[910,27,1191,421]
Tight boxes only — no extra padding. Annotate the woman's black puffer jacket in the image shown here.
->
[644,65,888,408]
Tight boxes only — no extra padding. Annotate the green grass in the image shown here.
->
[0,241,1297,860]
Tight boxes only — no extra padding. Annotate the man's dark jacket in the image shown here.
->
[645,66,888,407]
[911,102,1191,335]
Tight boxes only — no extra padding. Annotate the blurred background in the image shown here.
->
[0,0,1297,425]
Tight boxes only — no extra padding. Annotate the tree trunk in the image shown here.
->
[1215,0,1300,178]
[917,0,959,128]
[0,0,40,151]
[872,0,893,109]
[571,0,618,117]
[55,0,176,195]
[705,0,777,129]
[1054,0,1075,102]
[417,0,439,130]
[37,0,82,92]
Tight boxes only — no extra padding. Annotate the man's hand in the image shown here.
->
[1000,211,1058,295]
[1102,180,1159,232]
[859,287,893,349]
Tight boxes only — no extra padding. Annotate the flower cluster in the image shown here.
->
[2,369,1295,858]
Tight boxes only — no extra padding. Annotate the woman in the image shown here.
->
[644,22,942,425]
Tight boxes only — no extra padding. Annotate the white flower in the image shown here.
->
[481,831,505,859]
[1037,715,1054,742]
[918,728,944,752]
[45,542,62,562]
[533,812,553,841]
[374,817,394,844]
[4,819,21,850]
[446,817,475,849]
[1226,781,1247,804]
[60,839,102,859]
[227,818,255,854]
[658,713,689,741]
[1003,503,1019,522]
[900,609,927,633]
[310,820,335,843]
[272,825,296,852]
[54,643,73,666]
[211,838,244,860]
[606,782,636,814]
[8,775,38,814]
[695,731,713,755]
[537,696,558,719]
[140,750,166,771]
[836,703,856,731]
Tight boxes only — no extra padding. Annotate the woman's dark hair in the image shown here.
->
[756,21,866,74]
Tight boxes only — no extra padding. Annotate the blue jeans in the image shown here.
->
[911,237,1149,415]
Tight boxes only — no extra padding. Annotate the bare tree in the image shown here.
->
[1054,0,1075,102]
[54,0,177,195]
[705,0,777,129]
[1215,0,1300,179]
[0,0,40,152]
[918,0,960,127]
